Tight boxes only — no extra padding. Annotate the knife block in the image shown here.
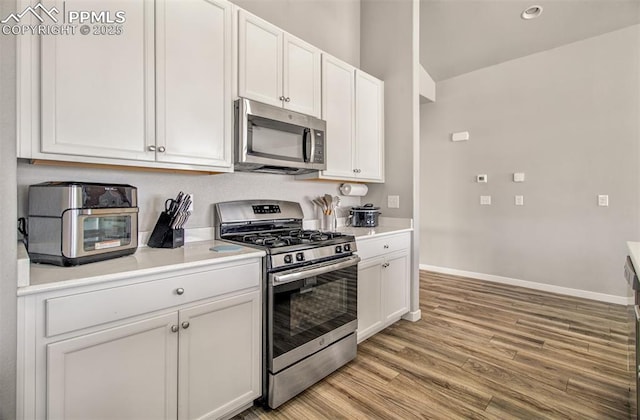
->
[147,211,185,248]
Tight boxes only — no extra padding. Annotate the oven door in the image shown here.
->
[268,255,359,373]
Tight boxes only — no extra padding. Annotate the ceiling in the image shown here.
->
[420,0,640,81]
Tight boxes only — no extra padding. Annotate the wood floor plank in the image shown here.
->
[234,270,634,419]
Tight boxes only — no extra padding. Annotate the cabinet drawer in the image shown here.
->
[46,261,260,337]
[356,232,410,260]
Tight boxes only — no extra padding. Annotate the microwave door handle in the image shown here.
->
[303,128,311,163]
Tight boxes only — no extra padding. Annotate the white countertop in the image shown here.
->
[18,219,413,295]
[628,242,640,272]
[338,225,413,239]
[19,240,265,296]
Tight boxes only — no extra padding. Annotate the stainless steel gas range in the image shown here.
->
[214,200,359,408]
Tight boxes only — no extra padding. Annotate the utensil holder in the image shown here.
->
[321,213,336,232]
[147,211,185,248]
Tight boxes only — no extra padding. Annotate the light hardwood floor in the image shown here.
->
[235,271,635,419]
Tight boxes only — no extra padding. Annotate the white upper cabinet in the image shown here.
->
[40,0,155,162]
[298,54,384,183]
[355,69,385,182]
[321,55,356,179]
[155,0,233,168]
[238,10,321,117]
[21,0,234,172]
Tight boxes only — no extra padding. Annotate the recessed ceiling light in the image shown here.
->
[521,5,543,20]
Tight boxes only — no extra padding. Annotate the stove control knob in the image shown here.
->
[343,244,351,252]
[284,254,293,264]
[335,245,343,253]
[296,252,305,262]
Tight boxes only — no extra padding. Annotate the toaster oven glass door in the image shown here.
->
[82,215,133,251]
[61,208,138,258]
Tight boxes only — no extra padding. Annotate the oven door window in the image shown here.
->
[271,264,357,359]
[82,215,132,251]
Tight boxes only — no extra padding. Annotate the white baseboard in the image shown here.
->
[420,264,633,306]
[402,309,422,322]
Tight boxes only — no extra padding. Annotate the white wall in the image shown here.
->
[17,164,359,231]
[0,0,18,417]
[230,0,360,68]
[360,0,416,219]
[420,25,640,299]
[360,0,421,317]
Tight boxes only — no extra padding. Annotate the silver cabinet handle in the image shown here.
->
[182,321,190,329]
[384,244,390,249]
[171,325,179,333]
[158,146,166,153]
[382,262,390,268]
[148,145,156,151]
[285,97,291,102]
[279,96,285,101]
[176,288,184,295]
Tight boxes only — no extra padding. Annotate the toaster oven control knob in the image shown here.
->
[296,252,305,262]
[343,244,351,252]
[335,245,342,253]
[284,254,293,264]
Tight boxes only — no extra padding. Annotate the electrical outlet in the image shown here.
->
[480,195,491,205]
[388,195,400,209]
[598,195,609,207]
[515,195,524,206]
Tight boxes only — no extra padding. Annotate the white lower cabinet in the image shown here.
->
[47,312,179,420]
[356,232,411,343]
[178,292,260,420]
[17,259,262,420]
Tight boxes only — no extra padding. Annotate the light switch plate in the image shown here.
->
[476,174,488,183]
[598,195,609,207]
[480,195,492,205]
[388,195,400,209]
[513,172,525,182]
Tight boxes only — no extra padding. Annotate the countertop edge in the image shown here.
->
[18,243,265,296]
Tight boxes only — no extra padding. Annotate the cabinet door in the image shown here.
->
[355,70,385,182]
[40,0,155,161]
[155,0,232,168]
[283,34,321,117]
[321,55,356,179]
[357,258,384,343]
[47,313,178,420]
[178,290,261,420]
[238,10,283,107]
[382,252,410,323]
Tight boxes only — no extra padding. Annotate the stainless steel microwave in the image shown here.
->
[234,98,327,175]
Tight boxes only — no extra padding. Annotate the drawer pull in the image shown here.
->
[383,244,390,249]
[182,321,190,329]
[176,288,185,295]
[171,325,179,333]
[382,262,390,268]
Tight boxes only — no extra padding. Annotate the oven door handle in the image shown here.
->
[271,255,361,285]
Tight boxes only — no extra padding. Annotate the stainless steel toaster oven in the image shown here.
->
[27,182,139,266]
